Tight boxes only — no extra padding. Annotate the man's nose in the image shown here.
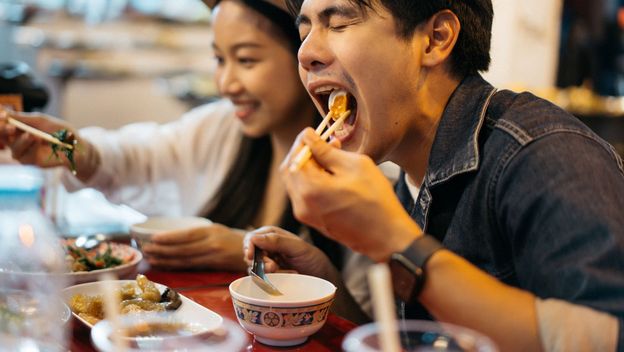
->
[298,29,331,72]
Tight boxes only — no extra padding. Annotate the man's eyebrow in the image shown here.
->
[318,5,360,22]
[295,4,360,27]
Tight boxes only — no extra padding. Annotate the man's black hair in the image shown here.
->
[287,0,493,78]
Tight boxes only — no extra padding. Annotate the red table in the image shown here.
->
[69,267,356,351]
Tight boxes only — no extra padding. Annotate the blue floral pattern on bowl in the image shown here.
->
[232,298,332,328]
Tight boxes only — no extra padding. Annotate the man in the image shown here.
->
[244,0,624,351]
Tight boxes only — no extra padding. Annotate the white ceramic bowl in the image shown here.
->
[229,273,336,347]
[129,217,212,249]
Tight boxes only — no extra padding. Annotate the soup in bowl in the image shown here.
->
[229,273,336,347]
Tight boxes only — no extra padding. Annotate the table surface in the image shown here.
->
[68,267,356,351]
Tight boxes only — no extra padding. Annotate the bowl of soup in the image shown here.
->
[229,273,336,347]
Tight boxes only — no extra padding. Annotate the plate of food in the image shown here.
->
[62,275,223,330]
[62,238,142,284]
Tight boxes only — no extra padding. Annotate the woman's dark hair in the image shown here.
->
[203,1,344,268]
[287,0,493,78]
[204,133,344,269]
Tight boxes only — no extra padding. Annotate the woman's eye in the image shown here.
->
[214,55,225,66]
[238,58,258,67]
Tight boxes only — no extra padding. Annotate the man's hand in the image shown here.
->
[243,226,339,284]
[280,128,423,262]
[142,223,247,271]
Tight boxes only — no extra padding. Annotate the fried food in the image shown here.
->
[69,275,181,325]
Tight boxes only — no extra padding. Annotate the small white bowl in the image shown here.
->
[129,217,212,249]
[229,273,336,347]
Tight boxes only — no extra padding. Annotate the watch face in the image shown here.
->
[389,256,422,303]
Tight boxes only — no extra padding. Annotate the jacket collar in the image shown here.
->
[426,75,497,187]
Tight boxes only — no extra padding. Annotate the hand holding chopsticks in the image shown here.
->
[289,109,350,172]
[1,107,74,150]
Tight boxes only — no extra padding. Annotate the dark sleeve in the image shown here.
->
[495,131,624,320]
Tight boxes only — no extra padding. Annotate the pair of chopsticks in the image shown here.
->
[289,109,351,172]
[1,109,74,150]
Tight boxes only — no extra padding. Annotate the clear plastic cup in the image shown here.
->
[91,313,248,352]
[342,320,498,352]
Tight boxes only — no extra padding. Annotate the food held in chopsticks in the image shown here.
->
[50,128,78,175]
[2,109,79,175]
[328,90,348,120]
[69,274,182,325]
[290,89,351,171]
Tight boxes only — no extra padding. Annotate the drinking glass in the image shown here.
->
[342,320,498,352]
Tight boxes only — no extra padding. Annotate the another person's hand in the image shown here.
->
[281,128,423,262]
[243,226,339,284]
[142,223,247,271]
[0,109,74,165]
[0,110,99,180]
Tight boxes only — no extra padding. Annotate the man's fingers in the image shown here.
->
[298,128,350,172]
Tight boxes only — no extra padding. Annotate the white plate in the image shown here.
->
[64,242,143,284]
[12,243,143,285]
[62,280,223,330]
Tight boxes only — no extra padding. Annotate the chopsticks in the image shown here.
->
[368,264,401,352]
[100,273,128,351]
[289,110,351,172]
[2,110,74,150]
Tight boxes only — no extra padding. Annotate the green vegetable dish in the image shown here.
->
[50,129,77,175]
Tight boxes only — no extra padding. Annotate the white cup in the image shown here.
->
[129,216,212,250]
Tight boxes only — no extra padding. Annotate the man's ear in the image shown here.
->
[421,10,460,69]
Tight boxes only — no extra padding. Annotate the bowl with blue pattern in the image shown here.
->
[229,273,336,347]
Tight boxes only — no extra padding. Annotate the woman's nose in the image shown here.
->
[217,65,243,96]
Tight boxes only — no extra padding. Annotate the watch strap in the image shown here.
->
[390,235,443,302]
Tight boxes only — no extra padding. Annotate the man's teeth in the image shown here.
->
[313,85,343,95]
[333,123,350,138]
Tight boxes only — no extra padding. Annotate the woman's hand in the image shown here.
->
[0,110,99,181]
[243,226,340,285]
[142,223,247,271]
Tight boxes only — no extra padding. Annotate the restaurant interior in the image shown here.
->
[1,0,623,351]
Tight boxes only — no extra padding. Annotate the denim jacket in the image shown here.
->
[396,75,624,349]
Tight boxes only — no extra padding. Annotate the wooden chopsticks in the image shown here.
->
[2,109,74,150]
[289,109,351,172]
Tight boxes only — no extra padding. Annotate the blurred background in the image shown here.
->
[0,0,624,154]
[0,0,622,151]
[0,0,622,238]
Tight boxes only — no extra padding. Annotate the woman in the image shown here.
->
[0,0,362,290]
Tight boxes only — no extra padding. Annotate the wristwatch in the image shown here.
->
[389,235,444,303]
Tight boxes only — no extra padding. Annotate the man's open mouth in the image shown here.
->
[312,86,358,139]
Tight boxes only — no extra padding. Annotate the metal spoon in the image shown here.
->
[250,246,283,296]
[73,233,108,251]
